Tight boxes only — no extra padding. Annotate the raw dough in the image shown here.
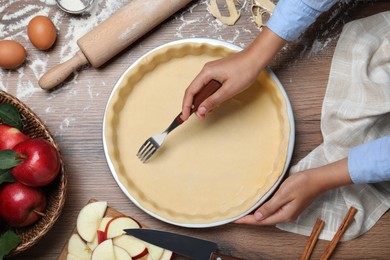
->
[207,0,275,27]
[251,0,275,27]
[208,0,241,25]
[104,42,291,225]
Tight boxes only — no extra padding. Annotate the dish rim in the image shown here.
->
[102,38,295,228]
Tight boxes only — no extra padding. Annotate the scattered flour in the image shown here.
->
[308,37,333,57]
[0,0,129,123]
[0,0,128,89]
[0,0,354,133]
[0,0,257,107]
[60,117,76,130]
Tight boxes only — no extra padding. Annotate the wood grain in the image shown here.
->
[1,1,389,259]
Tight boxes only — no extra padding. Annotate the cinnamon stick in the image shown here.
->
[320,207,358,260]
[301,218,325,260]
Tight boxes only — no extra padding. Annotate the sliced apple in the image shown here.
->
[66,253,79,260]
[105,215,141,239]
[113,235,148,259]
[87,230,105,251]
[114,245,133,260]
[99,216,114,235]
[67,233,92,260]
[87,216,113,250]
[97,230,107,244]
[145,242,164,260]
[160,249,173,260]
[77,201,108,242]
[91,239,115,260]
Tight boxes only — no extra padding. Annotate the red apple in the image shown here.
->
[11,138,60,187]
[0,182,46,227]
[0,124,29,150]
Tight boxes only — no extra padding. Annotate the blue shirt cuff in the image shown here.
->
[266,0,336,41]
[348,136,390,184]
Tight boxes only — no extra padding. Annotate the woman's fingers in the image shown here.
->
[181,50,260,121]
[181,69,215,121]
[234,200,298,226]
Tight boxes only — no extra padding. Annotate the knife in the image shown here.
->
[124,229,245,260]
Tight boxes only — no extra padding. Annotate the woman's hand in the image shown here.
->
[235,158,352,225]
[182,49,259,120]
[235,171,321,225]
[181,27,286,121]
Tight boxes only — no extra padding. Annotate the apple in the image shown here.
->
[114,245,132,260]
[66,254,79,260]
[145,242,164,260]
[0,182,46,227]
[0,124,29,150]
[160,249,173,260]
[113,235,148,259]
[76,201,108,242]
[91,239,115,260]
[67,233,92,260]
[11,138,60,187]
[105,215,141,239]
[87,216,113,250]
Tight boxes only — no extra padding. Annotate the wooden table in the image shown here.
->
[1,1,389,259]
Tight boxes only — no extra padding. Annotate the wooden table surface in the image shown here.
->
[1,1,390,259]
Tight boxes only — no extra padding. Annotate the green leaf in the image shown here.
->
[0,229,21,259]
[0,150,22,170]
[0,103,22,130]
[0,170,16,185]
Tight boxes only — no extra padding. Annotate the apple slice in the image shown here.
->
[91,239,115,260]
[77,201,108,242]
[160,249,173,260]
[66,253,79,260]
[67,233,92,260]
[87,230,106,251]
[145,242,164,260]
[114,245,133,260]
[105,215,141,239]
[113,235,148,259]
[87,216,113,250]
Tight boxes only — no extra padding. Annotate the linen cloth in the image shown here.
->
[276,11,390,241]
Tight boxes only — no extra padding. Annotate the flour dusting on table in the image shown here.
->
[0,0,358,134]
[0,0,126,102]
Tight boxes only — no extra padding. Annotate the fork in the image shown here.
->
[137,79,222,163]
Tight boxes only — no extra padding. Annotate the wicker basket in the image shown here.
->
[0,90,67,256]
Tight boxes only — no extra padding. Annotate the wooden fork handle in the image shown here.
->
[175,79,222,124]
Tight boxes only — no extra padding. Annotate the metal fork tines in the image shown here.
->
[137,115,182,163]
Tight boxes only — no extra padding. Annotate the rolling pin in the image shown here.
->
[39,0,193,90]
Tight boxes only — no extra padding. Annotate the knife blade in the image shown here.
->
[124,229,245,260]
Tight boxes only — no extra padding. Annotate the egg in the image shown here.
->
[27,16,57,50]
[0,40,27,69]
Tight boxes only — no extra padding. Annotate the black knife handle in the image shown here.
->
[210,252,246,260]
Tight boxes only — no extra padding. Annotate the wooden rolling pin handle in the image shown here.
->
[38,51,89,90]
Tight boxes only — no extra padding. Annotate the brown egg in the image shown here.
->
[0,40,27,69]
[27,16,57,50]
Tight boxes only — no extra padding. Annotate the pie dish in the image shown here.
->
[103,38,294,227]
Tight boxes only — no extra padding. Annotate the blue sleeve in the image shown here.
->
[266,0,337,41]
[348,136,390,184]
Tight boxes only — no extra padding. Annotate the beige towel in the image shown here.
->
[276,11,390,241]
